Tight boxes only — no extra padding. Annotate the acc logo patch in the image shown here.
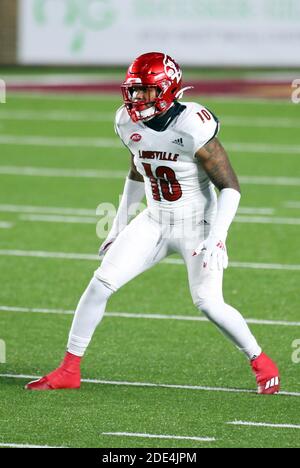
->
[130,133,142,142]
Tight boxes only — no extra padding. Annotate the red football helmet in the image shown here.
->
[121,52,183,122]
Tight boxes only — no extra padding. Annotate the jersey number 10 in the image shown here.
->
[197,109,212,123]
[142,163,182,202]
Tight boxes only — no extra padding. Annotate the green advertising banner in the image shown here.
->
[18,0,300,65]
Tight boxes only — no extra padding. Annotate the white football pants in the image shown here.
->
[68,209,261,359]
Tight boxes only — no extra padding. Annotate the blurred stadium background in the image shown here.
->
[1,0,300,94]
[0,0,300,449]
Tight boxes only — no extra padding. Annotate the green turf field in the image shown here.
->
[0,90,300,448]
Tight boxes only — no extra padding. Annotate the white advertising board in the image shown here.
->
[18,0,300,66]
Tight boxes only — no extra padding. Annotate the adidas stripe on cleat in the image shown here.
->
[251,352,280,395]
[263,377,280,393]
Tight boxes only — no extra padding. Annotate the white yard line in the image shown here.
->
[0,222,13,229]
[227,421,300,430]
[283,201,300,209]
[0,443,66,449]
[0,110,298,129]
[0,305,74,315]
[238,207,274,215]
[222,116,300,129]
[1,166,299,187]
[200,97,293,105]
[0,305,300,328]
[0,110,115,122]
[0,249,300,272]
[3,206,299,229]
[1,373,299,397]
[19,214,97,224]
[0,135,121,148]
[239,176,300,186]
[18,213,299,226]
[0,166,127,178]
[103,313,300,328]
[0,249,98,261]
[0,135,299,154]
[0,204,97,216]
[0,203,274,216]
[101,432,215,442]
[7,92,120,100]
[235,215,300,225]
[164,257,300,271]
[225,143,300,155]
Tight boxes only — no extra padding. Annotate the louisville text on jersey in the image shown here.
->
[138,150,179,162]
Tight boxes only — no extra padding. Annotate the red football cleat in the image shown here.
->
[251,352,280,395]
[25,352,81,391]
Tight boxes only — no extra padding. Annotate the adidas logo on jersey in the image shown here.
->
[172,138,184,147]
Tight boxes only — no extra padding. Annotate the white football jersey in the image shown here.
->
[115,102,219,223]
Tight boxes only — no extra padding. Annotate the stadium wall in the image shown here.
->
[0,0,17,64]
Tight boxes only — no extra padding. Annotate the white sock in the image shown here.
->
[67,276,113,357]
[197,299,262,360]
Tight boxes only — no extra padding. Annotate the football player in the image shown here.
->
[26,52,280,394]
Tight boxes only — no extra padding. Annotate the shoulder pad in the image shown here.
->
[180,102,220,152]
[115,105,130,126]
[114,105,131,138]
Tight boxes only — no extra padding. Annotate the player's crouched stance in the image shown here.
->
[26,52,280,395]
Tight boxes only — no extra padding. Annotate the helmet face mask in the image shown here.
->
[121,52,183,122]
[122,83,164,122]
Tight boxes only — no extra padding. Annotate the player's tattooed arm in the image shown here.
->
[128,153,144,182]
[195,138,240,192]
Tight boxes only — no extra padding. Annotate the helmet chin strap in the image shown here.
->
[139,102,175,121]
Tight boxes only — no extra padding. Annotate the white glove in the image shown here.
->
[192,188,241,270]
[193,234,228,270]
